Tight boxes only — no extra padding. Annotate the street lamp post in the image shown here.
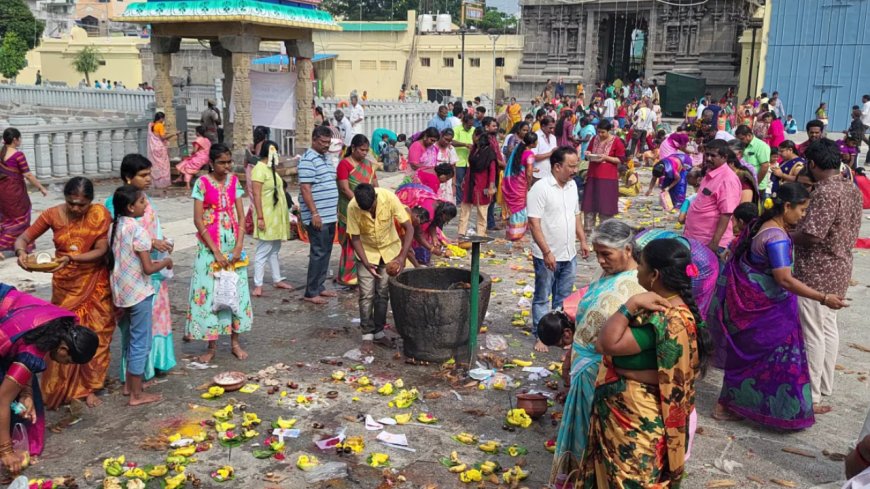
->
[460,25,466,101]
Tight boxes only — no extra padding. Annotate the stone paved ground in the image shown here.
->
[1,161,869,489]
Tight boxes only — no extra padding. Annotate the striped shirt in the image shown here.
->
[297,148,338,225]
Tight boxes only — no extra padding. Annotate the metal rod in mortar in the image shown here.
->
[468,241,481,367]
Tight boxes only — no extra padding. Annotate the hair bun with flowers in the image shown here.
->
[685,263,699,278]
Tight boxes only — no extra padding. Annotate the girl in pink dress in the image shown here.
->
[175,126,212,190]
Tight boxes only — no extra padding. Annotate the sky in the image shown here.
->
[488,0,520,15]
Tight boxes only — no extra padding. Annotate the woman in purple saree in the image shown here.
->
[0,283,98,475]
[708,184,847,428]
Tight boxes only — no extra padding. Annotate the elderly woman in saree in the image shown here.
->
[104,155,176,386]
[549,220,645,484]
[580,238,708,488]
[14,177,114,410]
[0,284,98,475]
[709,184,846,427]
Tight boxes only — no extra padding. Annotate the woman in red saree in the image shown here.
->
[336,135,377,286]
[14,177,114,409]
[0,128,48,254]
[582,119,626,234]
[0,283,98,475]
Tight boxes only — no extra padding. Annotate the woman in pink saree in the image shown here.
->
[0,283,98,474]
[0,128,48,254]
[147,112,178,191]
[175,126,212,190]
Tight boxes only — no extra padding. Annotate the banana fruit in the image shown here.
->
[453,432,476,445]
[478,440,500,453]
[448,463,467,473]
[480,461,498,475]
[512,358,533,367]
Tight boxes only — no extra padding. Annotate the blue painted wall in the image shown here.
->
[763,0,870,131]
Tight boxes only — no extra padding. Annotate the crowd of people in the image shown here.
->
[0,79,869,486]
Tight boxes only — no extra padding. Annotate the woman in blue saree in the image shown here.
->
[550,220,644,483]
[646,153,692,208]
[708,184,846,428]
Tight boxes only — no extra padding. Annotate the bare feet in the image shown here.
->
[303,296,328,305]
[122,379,156,396]
[85,393,102,408]
[534,339,550,353]
[813,404,833,414]
[712,403,744,421]
[231,343,248,361]
[319,290,338,298]
[360,340,374,355]
[274,282,293,290]
[252,286,263,297]
[128,392,162,406]
[198,348,216,364]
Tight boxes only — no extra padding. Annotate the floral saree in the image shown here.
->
[580,307,700,488]
[550,270,644,484]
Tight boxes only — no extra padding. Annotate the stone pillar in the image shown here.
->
[286,38,315,152]
[218,35,260,162]
[151,36,181,154]
[210,41,233,147]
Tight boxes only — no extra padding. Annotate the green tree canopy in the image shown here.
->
[0,31,28,80]
[0,0,45,50]
[72,46,102,85]
[477,7,517,33]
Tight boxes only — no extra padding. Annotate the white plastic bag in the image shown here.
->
[212,270,240,315]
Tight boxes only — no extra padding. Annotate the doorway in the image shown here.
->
[598,12,649,83]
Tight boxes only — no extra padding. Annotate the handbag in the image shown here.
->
[212,269,240,315]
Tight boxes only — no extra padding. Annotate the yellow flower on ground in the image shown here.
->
[296,454,320,471]
[331,370,345,381]
[368,452,390,468]
[167,433,181,443]
[417,412,438,424]
[394,379,404,388]
[122,467,148,480]
[357,376,371,386]
[377,382,394,395]
[172,445,196,457]
[391,388,419,408]
[215,422,236,432]
[164,473,186,489]
[394,413,411,424]
[242,412,261,427]
[505,408,532,428]
[459,469,482,483]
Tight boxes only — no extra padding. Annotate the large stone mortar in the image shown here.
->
[388,267,492,363]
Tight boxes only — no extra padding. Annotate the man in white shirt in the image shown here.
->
[603,96,617,119]
[349,94,365,136]
[630,100,657,157]
[642,82,653,100]
[533,116,557,181]
[527,147,589,352]
[333,110,354,147]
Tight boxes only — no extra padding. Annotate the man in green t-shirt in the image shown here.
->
[452,114,476,205]
[736,124,772,194]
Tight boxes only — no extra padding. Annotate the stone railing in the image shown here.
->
[315,98,441,137]
[0,84,155,114]
[0,114,150,180]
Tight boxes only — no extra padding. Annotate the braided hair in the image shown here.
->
[509,132,537,177]
[108,185,143,270]
[641,238,712,378]
[258,140,282,207]
[20,316,99,364]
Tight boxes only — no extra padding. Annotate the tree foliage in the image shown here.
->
[321,0,513,27]
[477,7,517,33]
[0,31,28,80]
[72,46,102,85]
[0,0,45,50]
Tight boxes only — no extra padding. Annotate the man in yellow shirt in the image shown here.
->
[347,184,414,353]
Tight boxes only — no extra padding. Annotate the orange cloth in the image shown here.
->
[23,205,116,409]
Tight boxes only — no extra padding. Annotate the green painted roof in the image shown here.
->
[117,0,341,31]
[338,22,407,32]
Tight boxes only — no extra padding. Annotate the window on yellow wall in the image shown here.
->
[495,57,505,67]
[360,60,377,70]
[380,60,397,71]
[470,58,481,67]
[421,57,431,67]
[337,60,352,70]
[443,57,454,68]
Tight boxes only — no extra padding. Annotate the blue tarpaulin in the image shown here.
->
[252,54,336,65]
